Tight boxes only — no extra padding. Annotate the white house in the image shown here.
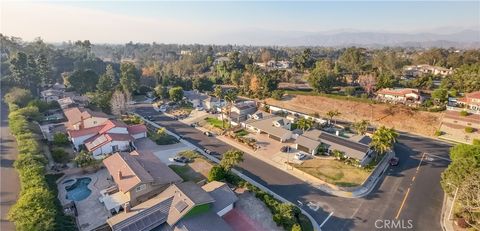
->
[244,112,292,142]
[376,88,422,104]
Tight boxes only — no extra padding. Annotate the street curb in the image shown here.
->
[133,113,321,231]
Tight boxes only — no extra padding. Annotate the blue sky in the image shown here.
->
[2,1,479,44]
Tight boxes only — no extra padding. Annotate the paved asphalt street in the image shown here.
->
[0,100,19,231]
[134,104,451,231]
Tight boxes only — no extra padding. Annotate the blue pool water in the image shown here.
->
[65,177,92,201]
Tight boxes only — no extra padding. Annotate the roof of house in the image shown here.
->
[84,133,133,151]
[295,135,321,151]
[127,124,148,134]
[107,181,234,231]
[303,129,370,160]
[67,125,104,138]
[246,116,292,138]
[377,88,419,96]
[63,107,109,128]
[103,151,182,193]
[201,181,238,215]
[465,91,480,99]
[98,120,128,134]
[174,211,233,231]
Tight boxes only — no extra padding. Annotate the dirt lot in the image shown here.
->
[266,95,443,136]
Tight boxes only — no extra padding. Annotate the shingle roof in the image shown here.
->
[99,120,128,134]
[174,211,233,231]
[302,129,370,160]
[246,116,292,139]
[103,151,182,193]
[295,135,321,151]
[84,133,133,151]
[67,125,104,138]
[201,181,238,215]
[128,124,148,134]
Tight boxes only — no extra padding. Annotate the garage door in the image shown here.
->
[269,134,281,142]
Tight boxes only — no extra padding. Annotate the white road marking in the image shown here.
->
[425,153,451,162]
[307,201,320,211]
[320,212,334,228]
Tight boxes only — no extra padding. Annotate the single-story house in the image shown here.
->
[376,88,422,104]
[295,129,373,166]
[245,113,292,142]
[457,91,480,113]
[106,181,237,231]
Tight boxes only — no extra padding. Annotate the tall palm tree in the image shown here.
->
[370,126,398,160]
[326,109,341,125]
[353,119,370,135]
[223,89,238,129]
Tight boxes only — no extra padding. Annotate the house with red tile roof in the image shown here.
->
[458,91,480,113]
[376,88,422,105]
[67,118,147,159]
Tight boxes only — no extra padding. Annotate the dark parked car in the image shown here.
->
[169,156,190,163]
[280,146,290,152]
[204,131,213,137]
[389,157,399,166]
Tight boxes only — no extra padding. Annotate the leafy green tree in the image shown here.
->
[4,87,32,107]
[51,147,69,163]
[376,71,396,89]
[271,90,284,100]
[97,64,116,92]
[338,47,367,74]
[220,149,244,171]
[87,91,113,113]
[9,52,29,87]
[154,85,168,99]
[120,62,140,93]
[53,133,69,146]
[208,165,227,181]
[37,54,53,86]
[308,60,336,93]
[192,76,214,92]
[297,117,314,131]
[441,64,480,93]
[213,85,223,99]
[74,151,98,168]
[431,88,448,103]
[230,70,242,87]
[344,86,356,96]
[65,69,99,93]
[353,120,370,135]
[370,126,398,156]
[168,86,184,102]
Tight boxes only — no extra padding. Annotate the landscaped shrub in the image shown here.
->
[208,165,227,181]
[434,130,442,136]
[465,127,474,133]
[460,110,469,116]
[53,133,70,146]
[74,151,99,168]
[51,147,69,163]
[148,130,179,145]
[473,139,480,145]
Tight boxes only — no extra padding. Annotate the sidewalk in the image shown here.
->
[441,194,455,231]
[217,134,390,198]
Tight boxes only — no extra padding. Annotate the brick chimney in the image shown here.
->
[124,202,130,213]
[117,170,122,180]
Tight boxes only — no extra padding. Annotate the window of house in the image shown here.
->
[135,184,146,192]
[93,121,97,124]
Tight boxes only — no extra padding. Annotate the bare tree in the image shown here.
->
[358,73,377,95]
[110,90,128,116]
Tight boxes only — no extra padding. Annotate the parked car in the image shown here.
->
[204,131,213,137]
[204,149,212,154]
[280,146,290,152]
[389,157,399,166]
[169,156,190,163]
[294,152,307,160]
[190,123,196,127]
[196,106,204,111]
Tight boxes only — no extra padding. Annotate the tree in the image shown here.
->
[441,64,480,93]
[65,69,99,94]
[220,149,244,171]
[271,90,284,100]
[74,151,98,168]
[308,60,336,93]
[353,120,370,135]
[431,88,448,103]
[97,64,116,92]
[376,71,396,89]
[326,110,341,125]
[4,87,32,107]
[120,62,140,93]
[154,85,168,99]
[9,52,29,87]
[110,90,129,116]
[249,74,261,96]
[297,117,314,131]
[53,133,69,146]
[358,74,377,95]
[338,47,367,74]
[208,165,227,181]
[192,76,214,92]
[455,171,480,227]
[37,54,53,86]
[344,86,356,96]
[168,86,184,102]
[230,70,242,87]
[51,147,69,163]
[370,126,398,156]
[213,85,224,99]
[8,187,56,231]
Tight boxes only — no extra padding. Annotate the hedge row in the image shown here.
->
[6,103,76,231]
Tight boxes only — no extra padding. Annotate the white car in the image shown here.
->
[294,152,307,160]
[196,106,204,111]
[159,105,167,112]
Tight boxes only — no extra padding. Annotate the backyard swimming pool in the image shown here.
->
[65,177,92,201]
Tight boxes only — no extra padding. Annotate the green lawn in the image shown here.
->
[205,117,227,129]
[235,129,249,137]
[292,159,370,187]
[169,164,205,182]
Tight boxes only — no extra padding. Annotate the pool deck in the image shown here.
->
[57,168,114,231]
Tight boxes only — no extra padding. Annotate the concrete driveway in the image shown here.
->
[180,110,209,125]
[246,133,303,164]
[134,138,193,165]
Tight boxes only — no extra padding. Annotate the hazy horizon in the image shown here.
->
[1,1,479,45]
